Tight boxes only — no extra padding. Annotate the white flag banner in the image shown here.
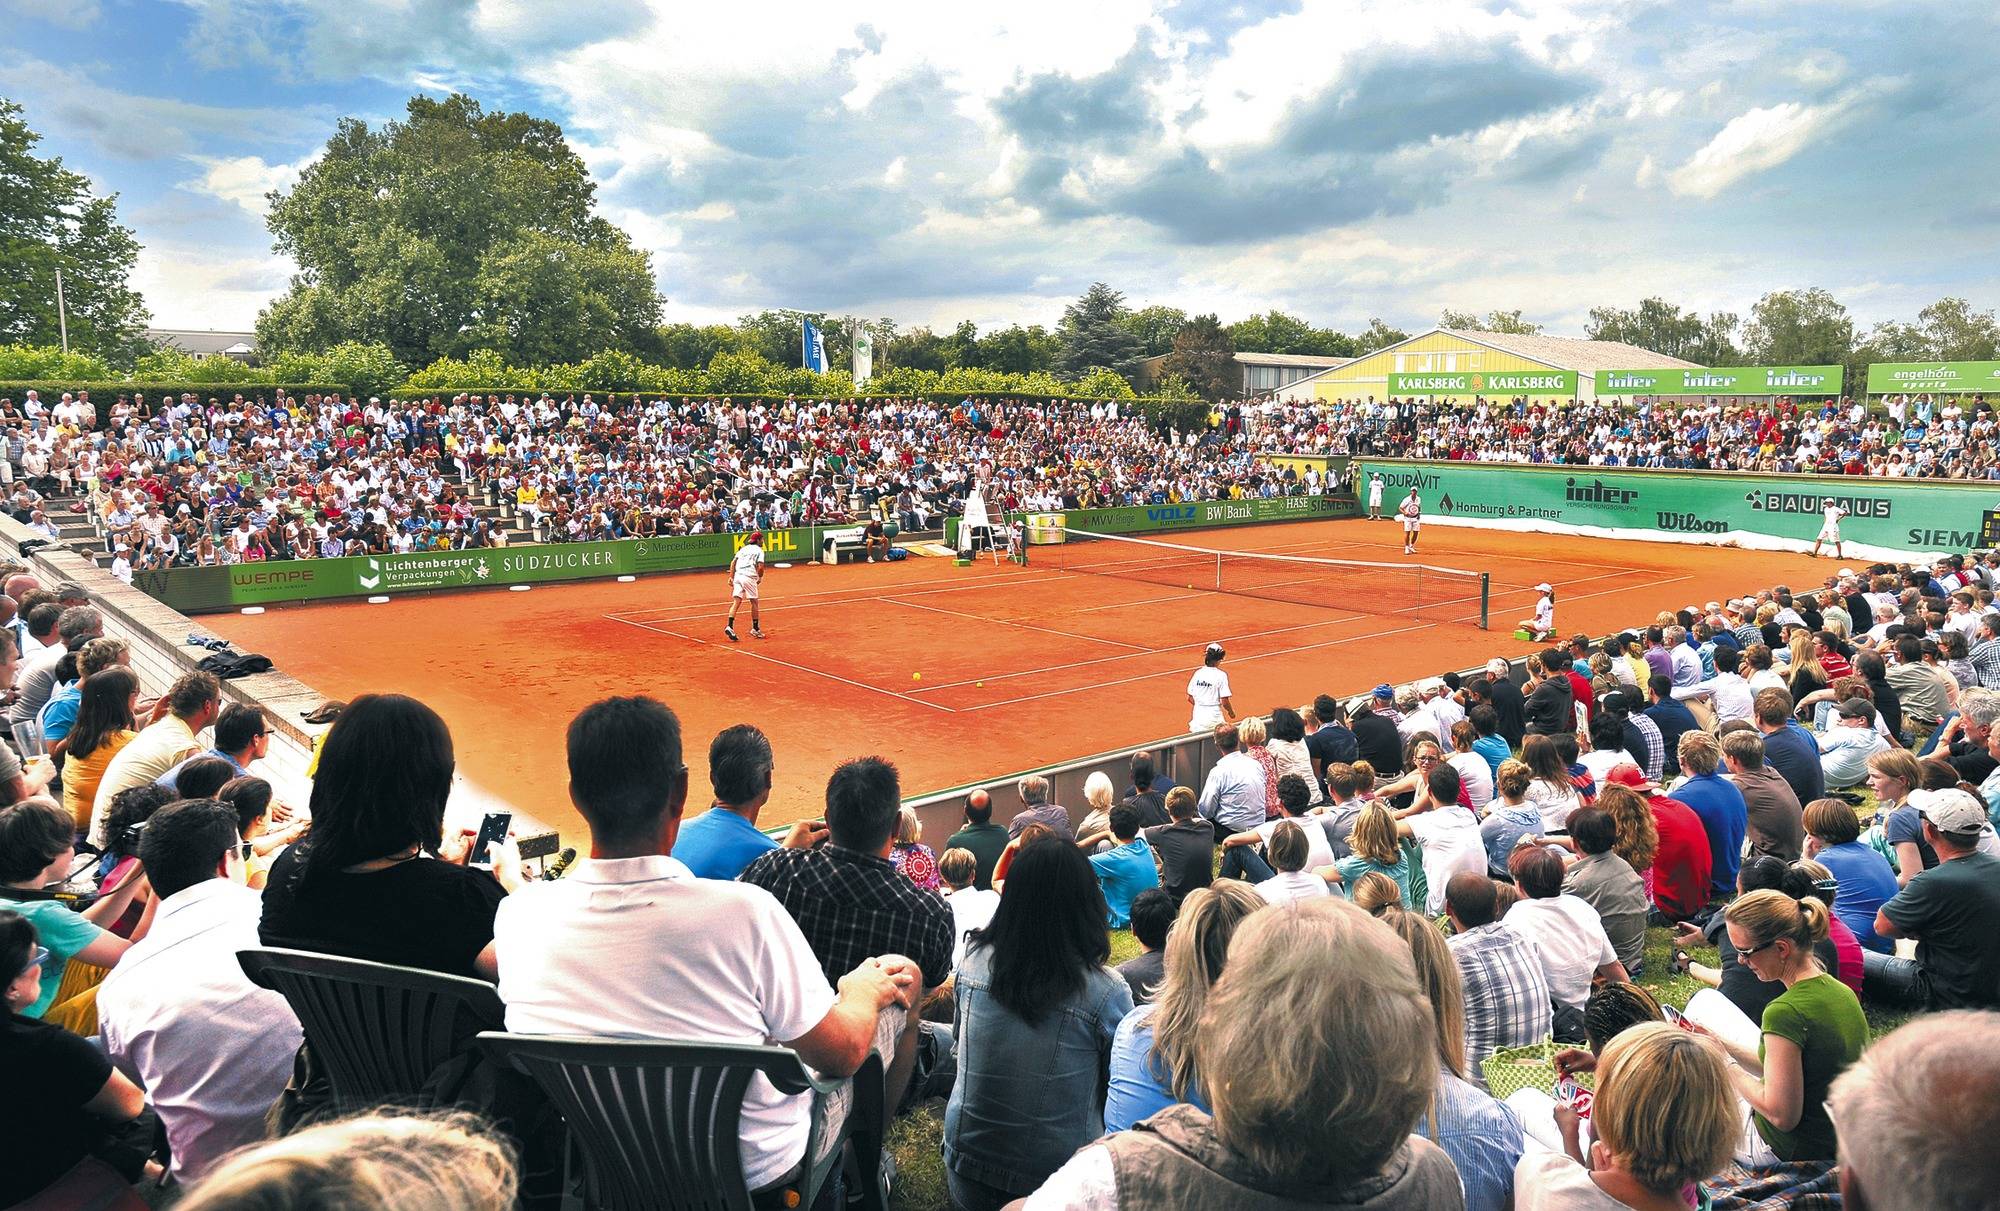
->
[853,329,873,385]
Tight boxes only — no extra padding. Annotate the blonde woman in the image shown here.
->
[1867,749,1931,887]
[1382,905,1527,1211]
[889,806,940,891]
[1331,804,1412,907]
[1103,880,1263,1131]
[1349,870,1403,916]
[1784,634,1828,702]
[1239,715,1280,818]
[1075,771,1117,851]
[175,1112,518,1211]
[1515,1023,1738,1210]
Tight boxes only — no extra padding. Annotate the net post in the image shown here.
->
[1479,573,1491,630]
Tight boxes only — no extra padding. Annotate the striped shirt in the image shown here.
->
[1449,922,1553,1086]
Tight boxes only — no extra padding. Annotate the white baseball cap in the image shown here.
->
[1535,582,1553,593]
[1913,788,1987,836]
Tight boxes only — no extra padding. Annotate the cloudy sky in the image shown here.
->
[5,0,1997,340]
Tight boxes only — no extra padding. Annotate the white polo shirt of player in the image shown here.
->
[732,541,764,582]
[493,855,838,1191]
[1820,503,1845,536]
[1187,665,1230,730]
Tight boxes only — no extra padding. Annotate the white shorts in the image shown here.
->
[732,575,759,601]
[1818,527,1840,543]
[1402,517,1421,532]
[1190,707,1223,734]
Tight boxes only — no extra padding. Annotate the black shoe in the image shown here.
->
[725,625,738,642]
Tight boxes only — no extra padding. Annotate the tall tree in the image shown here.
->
[1357,317,1410,354]
[974,324,1059,374]
[1227,310,1355,357]
[1055,282,1143,379]
[1122,304,1189,357]
[1742,288,1854,366]
[258,93,663,365]
[1439,308,1542,335]
[1159,313,1236,400]
[657,322,735,370]
[1585,297,1740,363]
[0,99,150,363]
[1914,297,2000,361]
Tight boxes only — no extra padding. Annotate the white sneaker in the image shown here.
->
[724,625,738,642]
[866,555,875,563]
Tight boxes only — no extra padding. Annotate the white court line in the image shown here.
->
[884,596,1150,651]
[1448,574,1695,627]
[907,609,1375,694]
[958,621,1433,713]
[1072,590,1208,613]
[605,615,958,714]
[609,569,1069,626]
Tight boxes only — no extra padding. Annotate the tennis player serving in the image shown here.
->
[725,531,767,642]
[1399,487,1422,555]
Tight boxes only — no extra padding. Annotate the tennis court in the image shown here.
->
[206,517,1839,840]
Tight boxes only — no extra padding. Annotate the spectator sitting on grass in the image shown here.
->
[1215,772,1327,882]
[1141,787,1214,905]
[671,723,826,881]
[1028,898,1463,1208]
[1516,1024,1737,1207]
[939,848,999,971]
[1826,1010,2000,1211]
[1392,761,1487,915]
[1671,731,1748,900]
[891,808,941,891]
[1113,887,1175,1005]
[1381,904,1526,1211]
[1446,872,1552,1083]
[1118,753,1169,828]
[1863,788,2000,1011]
[1075,772,1117,851]
[1672,856,1846,1023]
[1008,774,1075,842]
[946,837,1133,1210]
[1504,845,1627,1036]
[1103,880,1262,1132]
[1253,820,1336,906]
[1331,803,1413,907]
[1480,759,1545,874]
[1802,796,1900,953]
[1085,804,1160,929]
[1816,698,1892,790]
[1560,805,1649,978]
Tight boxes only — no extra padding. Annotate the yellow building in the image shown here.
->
[1306,328,1698,406]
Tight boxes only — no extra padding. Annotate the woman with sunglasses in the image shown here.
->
[0,908,150,1206]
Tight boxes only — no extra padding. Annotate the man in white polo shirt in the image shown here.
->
[493,696,918,1197]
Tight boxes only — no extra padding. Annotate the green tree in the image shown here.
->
[1914,297,2000,361]
[1159,313,1236,401]
[884,326,948,373]
[0,100,150,364]
[258,93,663,364]
[941,320,981,369]
[1072,366,1136,399]
[317,341,405,398]
[1584,298,1740,364]
[1356,318,1410,354]
[1055,283,1143,380]
[1439,308,1542,335]
[1226,310,1354,357]
[973,324,1059,374]
[1122,304,1189,357]
[0,344,112,380]
[1742,288,1854,366]
[657,322,734,370]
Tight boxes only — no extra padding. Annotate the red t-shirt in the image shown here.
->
[1824,914,1866,995]
[1647,794,1713,922]
[1566,671,1595,715]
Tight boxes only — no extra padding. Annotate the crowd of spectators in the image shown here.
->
[1249,392,2000,477]
[16,384,1997,584]
[0,388,1328,575]
[11,544,2000,1211]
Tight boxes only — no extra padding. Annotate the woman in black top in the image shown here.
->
[260,694,523,980]
[0,909,149,1206]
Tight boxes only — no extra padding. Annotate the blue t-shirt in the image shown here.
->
[670,807,779,880]
[1670,773,1748,898]
[1335,853,1414,907]
[36,683,81,745]
[1089,838,1161,929]
[9,898,106,1019]
[1104,1004,1209,1133]
[1816,840,1901,954]
[1884,805,1937,874]
[1473,735,1512,779]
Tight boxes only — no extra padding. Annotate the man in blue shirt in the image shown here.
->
[671,723,824,879]
[158,704,265,793]
[1087,804,1160,929]
[1753,687,1825,808]
[1667,730,1748,899]
[1644,675,1700,777]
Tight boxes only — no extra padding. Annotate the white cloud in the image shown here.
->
[1788,50,1848,89]
[1668,86,1874,199]
[131,244,295,329]
[188,152,319,218]
[1,0,99,28]
[881,156,907,185]
[1634,153,1658,187]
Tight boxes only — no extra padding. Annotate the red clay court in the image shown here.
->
[207,518,1838,841]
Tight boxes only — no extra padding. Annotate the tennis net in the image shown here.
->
[1052,527,1491,628]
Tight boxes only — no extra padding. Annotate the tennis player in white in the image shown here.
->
[1812,498,1849,559]
[1398,488,1422,554]
[1187,642,1236,733]
[724,530,767,642]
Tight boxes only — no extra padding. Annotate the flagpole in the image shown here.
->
[55,267,70,355]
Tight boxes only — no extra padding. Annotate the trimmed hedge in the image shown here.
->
[0,381,351,400]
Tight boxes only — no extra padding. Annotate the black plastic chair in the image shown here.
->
[479,1032,885,1211]
[237,946,505,1112]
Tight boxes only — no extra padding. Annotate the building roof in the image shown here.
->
[1232,351,1353,369]
[1434,329,1699,371]
[145,328,258,356]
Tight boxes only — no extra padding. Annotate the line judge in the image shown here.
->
[1187,642,1236,734]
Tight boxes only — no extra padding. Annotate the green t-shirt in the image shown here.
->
[5,898,107,1019]
[1755,973,1868,1161]
[1334,853,1413,908]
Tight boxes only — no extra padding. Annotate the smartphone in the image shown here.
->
[469,811,512,866]
[1663,1003,1691,1030]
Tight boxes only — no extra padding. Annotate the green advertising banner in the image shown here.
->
[133,526,828,613]
[1387,370,1577,396]
[944,492,1358,548]
[1353,459,1996,556]
[1865,361,2000,395]
[1593,366,1844,396]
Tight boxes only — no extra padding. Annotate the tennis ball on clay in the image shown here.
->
[977,681,985,688]
[912,672,922,681]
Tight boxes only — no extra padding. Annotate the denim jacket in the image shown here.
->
[943,943,1134,1194]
